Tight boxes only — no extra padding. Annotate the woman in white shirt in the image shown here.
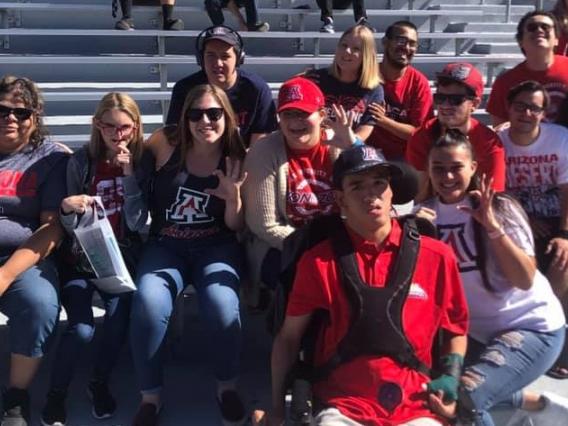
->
[416,129,568,425]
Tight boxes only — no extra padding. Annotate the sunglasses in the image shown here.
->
[526,22,553,33]
[97,121,136,136]
[187,108,224,122]
[0,104,34,121]
[511,101,545,114]
[433,93,475,106]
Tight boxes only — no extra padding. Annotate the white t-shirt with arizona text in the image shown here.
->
[499,123,568,218]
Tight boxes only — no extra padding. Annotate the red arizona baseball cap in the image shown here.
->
[277,77,325,114]
[436,62,484,99]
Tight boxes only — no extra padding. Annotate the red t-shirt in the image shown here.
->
[88,161,125,237]
[286,144,337,227]
[367,66,434,160]
[486,55,568,123]
[405,118,506,191]
[287,220,469,426]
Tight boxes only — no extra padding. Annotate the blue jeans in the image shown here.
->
[459,327,565,426]
[130,235,243,393]
[48,278,132,390]
[0,257,60,357]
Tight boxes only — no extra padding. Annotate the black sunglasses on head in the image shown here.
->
[433,93,474,107]
[187,107,224,122]
[0,104,34,121]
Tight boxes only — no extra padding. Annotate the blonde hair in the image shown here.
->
[330,25,381,89]
[176,84,245,169]
[553,0,568,34]
[90,92,144,166]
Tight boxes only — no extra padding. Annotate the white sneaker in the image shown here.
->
[527,392,568,426]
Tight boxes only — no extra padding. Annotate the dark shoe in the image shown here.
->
[132,403,160,426]
[356,17,376,32]
[217,389,246,424]
[546,364,568,379]
[320,17,334,34]
[40,389,67,426]
[115,18,134,30]
[87,380,116,420]
[248,22,270,32]
[1,388,30,426]
[163,18,184,31]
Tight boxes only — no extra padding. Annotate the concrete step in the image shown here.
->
[469,41,521,54]
[433,4,534,13]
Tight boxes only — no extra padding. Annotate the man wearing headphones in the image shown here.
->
[166,25,277,147]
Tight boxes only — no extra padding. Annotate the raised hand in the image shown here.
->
[115,142,133,176]
[204,157,247,205]
[61,194,94,215]
[457,174,501,233]
[324,103,357,150]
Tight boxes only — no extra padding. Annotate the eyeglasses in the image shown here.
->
[187,108,224,122]
[97,121,136,136]
[391,36,418,49]
[433,93,475,106]
[526,22,553,33]
[0,104,34,121]
[511,101,545,114]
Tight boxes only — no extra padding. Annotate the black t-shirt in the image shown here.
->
[147,147,232,241]
[166,69,278,147]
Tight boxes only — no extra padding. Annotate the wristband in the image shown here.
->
[441,353,464,379]
[556,230,568,240]
[352,136,364,147]
[487,227,505,240]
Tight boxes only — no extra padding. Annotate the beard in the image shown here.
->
[384,49,411,70]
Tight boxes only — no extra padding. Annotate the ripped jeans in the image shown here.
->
[459,327,565,426]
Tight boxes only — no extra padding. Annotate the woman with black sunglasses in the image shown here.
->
[405,62,506,196]
[125,84,247,426]
[0,75,68,425]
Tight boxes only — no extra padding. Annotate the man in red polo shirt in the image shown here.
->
[269,146,469,426]
[406,63,506,191]
[487,11,568,125]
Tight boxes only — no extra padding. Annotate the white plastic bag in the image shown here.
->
[73,197,136,294]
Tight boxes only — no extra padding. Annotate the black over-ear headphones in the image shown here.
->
[195,25,245,68]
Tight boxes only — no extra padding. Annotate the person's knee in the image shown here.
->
[66,322,96,345]
[201,284,240,330]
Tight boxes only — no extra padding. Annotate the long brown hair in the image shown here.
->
[0,75,48,149]
[89,92,144,167]
[175,84,246,169]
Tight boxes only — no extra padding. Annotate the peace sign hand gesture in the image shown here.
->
[457,174,501,233]
[205,157,247,205]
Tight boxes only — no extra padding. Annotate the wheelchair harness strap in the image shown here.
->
[311,218,432,381]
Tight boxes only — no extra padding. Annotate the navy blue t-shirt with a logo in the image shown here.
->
[148,147,230,241]
[166,69,277,148]
[0,142,68,257]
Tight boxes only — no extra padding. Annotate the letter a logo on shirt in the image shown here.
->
[166,187,214,224]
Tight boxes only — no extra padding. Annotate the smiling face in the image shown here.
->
[508,89,546,136]
[383,25,418,69]
[435,82,478,130]
[279,108,324,150]
[336,167,393,231]
[519,14,558,55]
[0,92,36,154]
[188,92,226,146]
[203,39,238,90]
[335,32,364,76]
[95,108,137,156]
[428,145,477,204]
